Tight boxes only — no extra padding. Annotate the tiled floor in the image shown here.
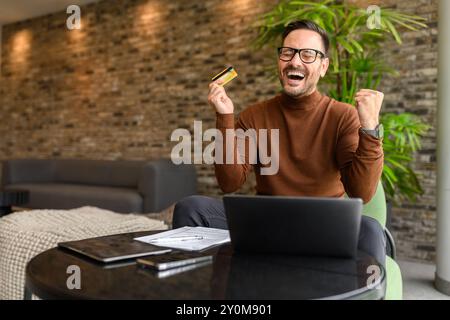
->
[398,260,450,300]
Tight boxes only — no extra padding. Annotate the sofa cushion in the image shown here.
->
[1,159,55,184]
[53,159,144,188]
[7,183,143,213]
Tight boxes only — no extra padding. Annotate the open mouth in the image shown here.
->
[286,71,305,83]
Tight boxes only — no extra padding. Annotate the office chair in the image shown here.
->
[362,181,403,300]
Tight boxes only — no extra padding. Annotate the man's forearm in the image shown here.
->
[341,131,384,203]
[214,113,249,193]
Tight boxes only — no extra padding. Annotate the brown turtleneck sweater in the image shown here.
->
[214,90,384,203]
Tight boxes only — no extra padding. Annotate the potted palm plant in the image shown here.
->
[253,0,430,211]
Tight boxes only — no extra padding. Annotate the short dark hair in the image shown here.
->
[282,20,330,56]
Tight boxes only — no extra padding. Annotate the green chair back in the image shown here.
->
[362,181,386,228]
[361,181,403,300]
[343,181,386,227]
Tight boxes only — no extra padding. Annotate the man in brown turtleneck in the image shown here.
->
[173,20,386,264]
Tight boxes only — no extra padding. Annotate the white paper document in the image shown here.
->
[134,226,231,251]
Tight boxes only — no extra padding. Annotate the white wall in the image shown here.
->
[436,0,450,296]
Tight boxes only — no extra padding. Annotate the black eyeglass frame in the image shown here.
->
[277,47,326,64]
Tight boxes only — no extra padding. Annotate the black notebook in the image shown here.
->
[58,233,172,263]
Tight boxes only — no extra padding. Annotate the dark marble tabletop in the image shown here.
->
[25,231,385,300]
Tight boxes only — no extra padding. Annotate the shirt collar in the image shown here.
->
[279,89,323,110]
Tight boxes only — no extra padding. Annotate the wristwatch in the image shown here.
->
[360,124,384,140]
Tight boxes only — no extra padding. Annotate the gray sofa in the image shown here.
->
[1,159,196,213]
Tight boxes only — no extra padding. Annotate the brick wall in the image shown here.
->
[0,0,278,196]
[376,0,438,262]
[0,0,438,262]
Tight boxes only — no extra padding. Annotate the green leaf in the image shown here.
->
[383,165,398,183]
[350,39,364,52]
[384,18,402,44]
[337,37,355,54]
[385,158,409,172]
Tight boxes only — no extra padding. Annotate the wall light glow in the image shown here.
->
[10,29,32,65]
[134,0,166,32]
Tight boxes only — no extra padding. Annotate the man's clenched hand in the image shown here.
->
[355,89,384,129]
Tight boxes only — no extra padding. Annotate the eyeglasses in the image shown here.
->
[277,47,326,64]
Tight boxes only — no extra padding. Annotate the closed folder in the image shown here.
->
[58,233,172,263]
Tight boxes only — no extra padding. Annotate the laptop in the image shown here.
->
[223,195,363,258]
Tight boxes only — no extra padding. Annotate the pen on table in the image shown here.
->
[148,236,204,243]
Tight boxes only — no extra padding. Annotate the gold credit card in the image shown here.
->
[211,66,238,86]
